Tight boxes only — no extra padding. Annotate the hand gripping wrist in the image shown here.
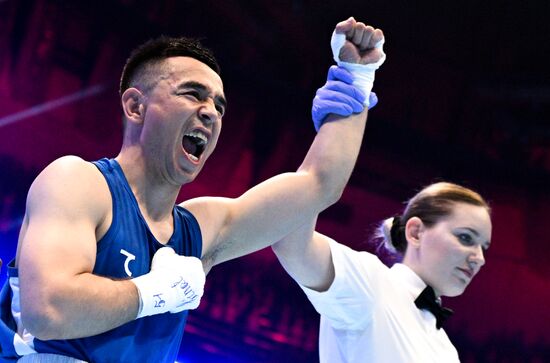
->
[311,66,378,132]
[330,31,386,107]
[131,247,205,319]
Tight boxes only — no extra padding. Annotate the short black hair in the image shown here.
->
[119,36,220,96]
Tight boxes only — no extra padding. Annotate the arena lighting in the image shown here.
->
[0,216,23,232]
[0,84,106,128]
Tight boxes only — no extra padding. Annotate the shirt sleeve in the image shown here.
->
[299,238,389,330]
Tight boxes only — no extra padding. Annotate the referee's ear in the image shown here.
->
[405,217,423,249]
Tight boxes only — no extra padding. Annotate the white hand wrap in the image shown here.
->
[330,31,386,107]
[131,247,205,318]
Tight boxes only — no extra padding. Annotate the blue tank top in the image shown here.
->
[0,158,202,362]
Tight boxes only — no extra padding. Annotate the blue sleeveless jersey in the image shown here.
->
[0,158,202,362]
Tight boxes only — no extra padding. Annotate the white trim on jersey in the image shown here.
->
[10,276,37,356]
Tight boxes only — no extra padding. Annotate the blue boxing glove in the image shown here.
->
[312,65,378,132]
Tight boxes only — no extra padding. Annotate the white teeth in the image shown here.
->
[185,130,208,144]
[188,154,199,162]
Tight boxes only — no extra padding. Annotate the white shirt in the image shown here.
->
[300,238,460,363]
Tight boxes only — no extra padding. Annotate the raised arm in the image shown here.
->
[272,18,386,290]
[184,18,385,272]
[273,219,336,291]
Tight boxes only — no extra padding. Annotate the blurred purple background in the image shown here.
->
[1,1,549,362]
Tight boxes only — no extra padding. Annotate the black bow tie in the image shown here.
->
[414,286,453,329]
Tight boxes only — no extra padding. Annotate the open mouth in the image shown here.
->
[182,130,208,161]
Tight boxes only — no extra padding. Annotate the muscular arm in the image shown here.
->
[185,18,384,273]
[273,18,386,290]
[18,156,140,340]
[185,108,367,272]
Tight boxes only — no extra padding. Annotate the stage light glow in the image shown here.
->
[0,84,106,128]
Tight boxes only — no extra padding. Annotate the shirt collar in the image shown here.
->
[389,263,427,300]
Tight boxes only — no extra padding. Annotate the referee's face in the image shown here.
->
[415,203,492,297]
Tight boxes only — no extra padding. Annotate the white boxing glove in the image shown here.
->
[131,247,205,318]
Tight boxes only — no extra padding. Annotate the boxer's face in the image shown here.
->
[138,56,226,185]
